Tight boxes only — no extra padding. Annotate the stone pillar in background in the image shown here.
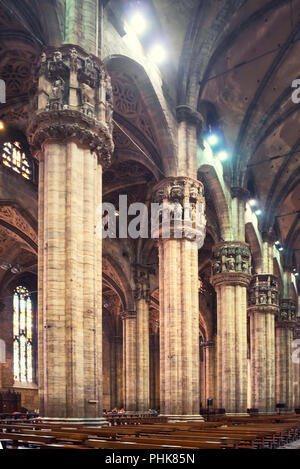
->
[276,299,297,413]
[293,319,300,411]
[203,340,216,407]
[121,310,137,412]
[27,46,114,423]
[111,336,123,409]
[149,316,160,410]
[152,177,206,421]
[211,241,252,415]
[135,270,150,412]
[248,274,279,413]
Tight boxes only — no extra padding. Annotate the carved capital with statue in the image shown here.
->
[247,274,279,315]
[152,177,206,245]
[27,45,114,167]
[211,241,252,288]
[276,299,297,328]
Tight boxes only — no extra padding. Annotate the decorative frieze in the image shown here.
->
[27,45,114,166]
[276,300,297,327]
[248,274,279,314]
[211,241,252,287]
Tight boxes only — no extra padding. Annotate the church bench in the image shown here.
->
[0,432,57,448]
[4,428,91,443]
[84,439,189,449]
[0,419,299,450]
[110,435,239,449]
[185,426,295,447]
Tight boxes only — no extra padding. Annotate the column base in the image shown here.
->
[161,414,204,422]
[36,417,109,427]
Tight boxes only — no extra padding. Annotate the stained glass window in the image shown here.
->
[1,141,32,180]
[13,286,33,383]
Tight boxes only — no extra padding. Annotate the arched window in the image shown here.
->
[1,141,32,180]
[13,286,33,383]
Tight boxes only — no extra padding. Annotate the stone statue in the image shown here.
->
[47,78,64,110]
[226,256,235,271]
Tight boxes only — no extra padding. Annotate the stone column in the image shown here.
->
[276,300,297,413]
[121,310,137,412]
[211,242,252,415]
[203,340,216,407]
[110,336,123,409]
[152,177,206,421]
[27,46,114,423]
[135,271,150,412]
[248,274,279,413]
[293,319,300,411]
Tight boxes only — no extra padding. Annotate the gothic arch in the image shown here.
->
[104,55,177,177]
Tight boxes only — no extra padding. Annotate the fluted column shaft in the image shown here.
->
[136,297,150,411]
[275,300,297,412]
[122,311,137,412]
[203,341,216,405]
[248,274,278,413]
[150,332,160,410]
[293,321,300,410]
[212,241,252,415]
[111,336,123,409]
[159,239,201,416]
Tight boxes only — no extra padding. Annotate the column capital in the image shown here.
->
[176,105,204,127]
[152,177,205,204]
[276,299,297,328]
[211,241,251,287]
[247,274,279,315]
[121,310,137,320]
[151,177,206,244]
[230,186,249,201]
[27,45,114,166]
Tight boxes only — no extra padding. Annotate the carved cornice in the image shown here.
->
[276,299,297,328]
[247,274,279,315]
[211,241,251,287]
[152,177,206,245]
[27,45,114,166]
[120,310,137,320]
